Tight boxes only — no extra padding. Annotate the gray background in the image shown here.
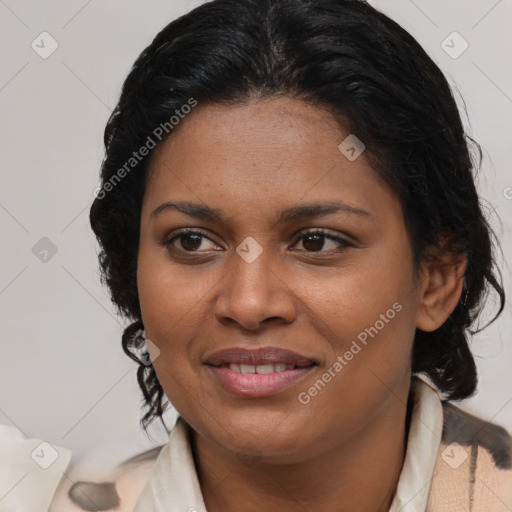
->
[1,0,511,472]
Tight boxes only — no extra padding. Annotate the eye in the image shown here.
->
[162,228,353,255]
[163,229,219,252]
[292,228,353,253]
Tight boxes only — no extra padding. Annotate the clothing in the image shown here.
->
[0,424,72,512]
[2,377,511,511]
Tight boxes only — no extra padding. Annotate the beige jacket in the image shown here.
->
[427,401,512,510]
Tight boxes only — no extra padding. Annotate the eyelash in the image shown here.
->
[162,228,353,255]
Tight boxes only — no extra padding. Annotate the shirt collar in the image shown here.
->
[134,377,443,512]
[389,377,444,512]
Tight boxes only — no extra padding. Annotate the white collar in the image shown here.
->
[134,377,443,512]
[388,377,443,511]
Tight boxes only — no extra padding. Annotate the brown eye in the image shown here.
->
[176,233,203,251]
[164,229,218,252]
[294,229,353,253]
[301,233,326,252]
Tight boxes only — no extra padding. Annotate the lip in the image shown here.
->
[203,346,318,398]
[206,365,316,398]
[203,346,317,366]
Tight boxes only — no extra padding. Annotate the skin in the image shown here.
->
[137,96,466,512]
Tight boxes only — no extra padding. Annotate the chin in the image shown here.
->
[196,410,318,461]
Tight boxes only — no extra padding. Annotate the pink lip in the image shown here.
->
[203,346,316,366]
[206,365,316,397]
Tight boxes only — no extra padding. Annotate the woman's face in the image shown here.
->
[137,96,426,462]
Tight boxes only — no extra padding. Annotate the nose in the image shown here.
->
[213,247,297,331]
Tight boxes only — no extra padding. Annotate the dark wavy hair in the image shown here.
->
[89,0,505,433]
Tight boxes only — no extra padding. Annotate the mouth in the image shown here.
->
[205,363,317,398]
[202,346,319,398]
[203,346,318,397]
[209,362,316,374]
[203,346,318,368]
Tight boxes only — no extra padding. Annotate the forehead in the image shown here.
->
[143,97,395,223]
[149,97,344,168]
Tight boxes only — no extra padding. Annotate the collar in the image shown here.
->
[134,377,443,512]
[389,377,444,511]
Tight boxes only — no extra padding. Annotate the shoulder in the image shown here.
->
[427,401,512,511]
[0,423,73,512]
[442,400,512,469]
[49,445,164,512]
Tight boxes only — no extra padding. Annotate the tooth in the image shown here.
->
[274,363,287,372]
[255,364,274,374]
[229,363,241,372]
[285,364,295,370]
[240,364,256,374]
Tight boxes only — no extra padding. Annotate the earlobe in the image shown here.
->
[415,253,467,333]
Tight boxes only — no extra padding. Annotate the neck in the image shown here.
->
[190,377,413,512]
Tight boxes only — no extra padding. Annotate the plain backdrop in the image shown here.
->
[1,0,511,472]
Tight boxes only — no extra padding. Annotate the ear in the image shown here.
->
[415,244,467,333]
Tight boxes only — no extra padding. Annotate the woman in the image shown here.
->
[6,0,510,510]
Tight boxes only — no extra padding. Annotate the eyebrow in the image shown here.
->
[150,200,372,224]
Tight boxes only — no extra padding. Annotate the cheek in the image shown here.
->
[136,247,212,400]
[316,295,414,394]
[308,249,417,389]
[312,249,413,336]
[137,244,205,338]
[297,286,415,440]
